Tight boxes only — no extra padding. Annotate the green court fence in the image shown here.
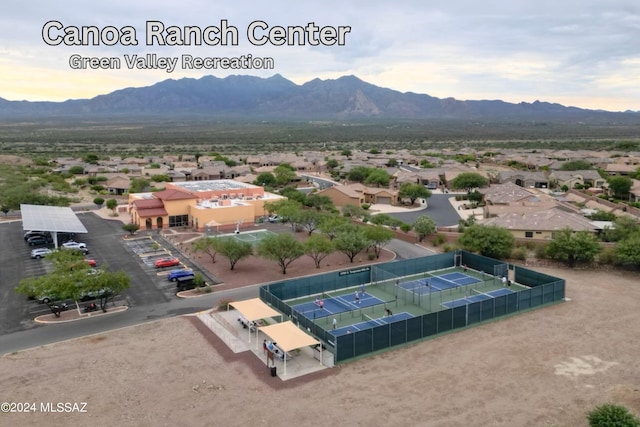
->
[259,251,566,363]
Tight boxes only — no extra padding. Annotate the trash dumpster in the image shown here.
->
[270,366,277,377]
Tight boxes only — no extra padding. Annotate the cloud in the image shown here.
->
[0,0,638,111]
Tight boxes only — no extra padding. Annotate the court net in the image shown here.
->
[362,312,385,327]
[323,291,356,312]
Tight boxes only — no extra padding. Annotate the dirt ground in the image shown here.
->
[1,266,639,426]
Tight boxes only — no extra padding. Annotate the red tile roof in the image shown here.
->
[153,188,196,201]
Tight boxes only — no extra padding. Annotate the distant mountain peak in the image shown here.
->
[0,74,636,120]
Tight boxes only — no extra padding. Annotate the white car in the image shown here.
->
[31,248,53,259]
[62,241,87,250]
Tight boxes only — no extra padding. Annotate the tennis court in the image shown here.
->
[330,312,414,337]
[441,287,515,308]
[399,272,481,296]
[292,291,385,319]
[217,229,276,246]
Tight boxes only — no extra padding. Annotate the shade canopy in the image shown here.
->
[259,321,320,353]
[21,204,88,233]
[229,298,281,322]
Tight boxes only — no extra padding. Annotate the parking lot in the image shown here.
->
[0,212,208,335]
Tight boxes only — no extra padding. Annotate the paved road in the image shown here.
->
[388,193,461,227]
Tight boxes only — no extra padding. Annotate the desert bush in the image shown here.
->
[510,247,527,261]
[534,244,548,259]
[217,298,233,311]
[596,247,618,265]
[587,403,640,427]
[432,234,446,246]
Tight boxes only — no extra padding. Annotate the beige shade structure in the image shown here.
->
[259,321,322,376]
[228,298,283,344]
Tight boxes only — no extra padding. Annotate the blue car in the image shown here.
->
[167,269,195,282]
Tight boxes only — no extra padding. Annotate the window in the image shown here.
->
[169,215,189,228]
[524,231,533,238]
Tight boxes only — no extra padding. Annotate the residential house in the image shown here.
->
[105,175,131,196]
[547,170,606,189]
[496,171,549,188]
[480,207,598,239]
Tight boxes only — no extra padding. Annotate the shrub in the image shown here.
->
[510,247,527,261]
[399,223,411,233]
[534,244,548,259]
[587,403,640,427]
[367,252,376,260]
[93,197,104,207]
[432,234,446,246]
[217,298,233,311]
[597,247,618,265]
[90,184,104,192]
[441,243,456,252]
[361,203,370,210]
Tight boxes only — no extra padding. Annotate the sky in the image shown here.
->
[1,0,639,112]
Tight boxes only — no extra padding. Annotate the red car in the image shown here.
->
[154,257,180,268]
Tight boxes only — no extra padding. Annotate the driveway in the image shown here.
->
[387,193,463,227]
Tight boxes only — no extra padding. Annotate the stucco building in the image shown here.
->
[128,180,284,232]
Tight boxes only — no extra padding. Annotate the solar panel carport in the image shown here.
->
[21,204,88,247]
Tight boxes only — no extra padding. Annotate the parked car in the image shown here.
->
[267,215,280,223]
[24,230,50,241]
[79,287,111,302]
[31,248,53,259]
[62,241,87,250]
[27,235,52,246]
[175,276,205,291]
[167,269,195,282]
[154,257,181,268]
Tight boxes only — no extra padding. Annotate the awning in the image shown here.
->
[259,321,322,376]
[229,298,283,344]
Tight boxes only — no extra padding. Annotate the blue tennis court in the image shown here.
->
[442,288,515,308]
[330,312,414,337]
[292,292,385,319]
[399,272,481,296]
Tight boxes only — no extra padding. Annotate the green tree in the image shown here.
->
[334,225,370,263]
[93,197,104,207]
[458,225,515,259]
[450,172,489,192]
[129,177,150,193]
[151,174,171,182]
[192,236,223,263]
[305,194,334,211]
[16,250,130,315]
[279,187,307,204]
[341,204,366,219]
[254,172,277,187]
[106,198,118,214]
[83,153,99,164]
[363,225,395,258]
[546,228,601,267]
[398,182,432,205]
[364,168,391,187]
[326,159,339,170]
[122,223,140,235]
[347,166,371,183]
[615,233,640,266]
[466,190,484,207]
[257,233,305,274]
[413,215,437,241]
[293,210,323,235]
[601,216,640,242]
[274,164,296,186]
[608,176,633,199]
[304,234,335,268]
[318,214,349,240]
[560,159,593,171]
[587,403,640,427]
[217,238,253,271]
[68,166,84,174]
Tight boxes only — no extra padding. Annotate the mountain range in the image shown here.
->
[1,74,638,121]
